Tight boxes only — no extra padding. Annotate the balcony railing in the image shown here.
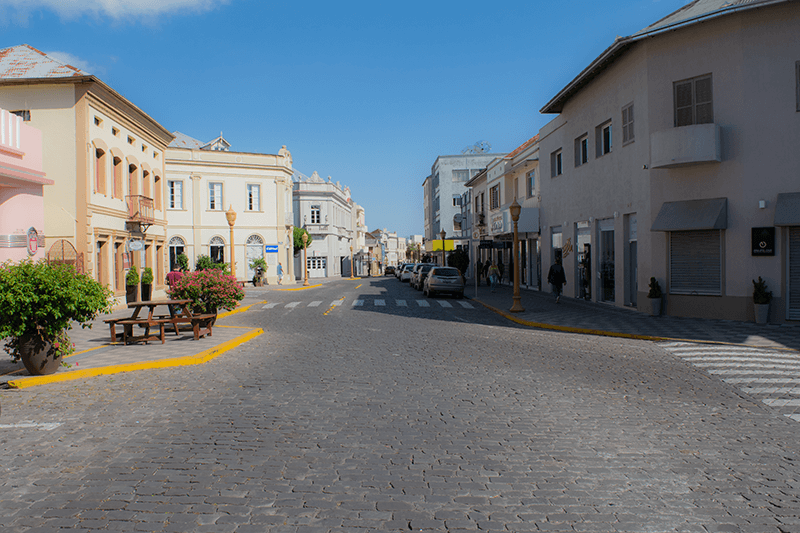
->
[126,195,154,225]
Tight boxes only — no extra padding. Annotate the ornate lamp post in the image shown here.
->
[350,244,354,278]
[302,231,309,286]
[439,229,446,266]
[509,198,524,313]
[225,205,237,279]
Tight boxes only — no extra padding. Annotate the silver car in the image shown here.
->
[400,263,416,282]
[424,267,465,298]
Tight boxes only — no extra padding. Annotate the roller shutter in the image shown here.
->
[790,228,800,320]
[670,230,721,296]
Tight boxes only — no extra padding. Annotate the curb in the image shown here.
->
[6,327,263,389]
[217,301,266,319]
[281,284,323,291]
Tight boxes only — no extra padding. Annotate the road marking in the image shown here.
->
[416,300,430,307]
[457,301,474,308]
[762,399,800,407]
[437,300,453,308]
[0,422,62,431]
[743,387,800,395]
[308,301,322,307]
[352,300,364,306]
[262,303,280,309]
[331,299,343,306]
[724,378,800,385]
[396,300,407,307]
[285,302,300,308]
[374,299,386,306]
[355,284,362,289]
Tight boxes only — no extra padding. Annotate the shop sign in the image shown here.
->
[479,240,493,249]
[491,215,504,232]
[127,239,144,252]
[752,227,775,256]
[27,227,38,256]
[265,245,279,253]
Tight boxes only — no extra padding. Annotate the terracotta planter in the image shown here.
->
[126,284,138,304]
[18,333,62,376]
[140,283,152,302]
[754,303,770,324]
[648,297,661,316]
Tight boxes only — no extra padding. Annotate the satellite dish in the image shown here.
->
[461,140,492,154]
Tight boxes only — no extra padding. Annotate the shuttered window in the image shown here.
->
[670,230,721,295]
[622,103,634,144]
[789,228,800,320]
[674,75,713,127]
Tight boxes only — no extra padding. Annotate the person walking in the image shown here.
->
[476,259,483,284]
[277,263,283,285]
[487,262,500,292]
[497,257,505,284]
[484,259,492,286]
[166,265,183,292]
[547,257,567,303]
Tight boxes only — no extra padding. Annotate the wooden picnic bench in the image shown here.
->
[105,299,215,345]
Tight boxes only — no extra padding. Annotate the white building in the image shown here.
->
[165,133,295,284]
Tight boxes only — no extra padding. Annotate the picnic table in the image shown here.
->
[104,299,215,345]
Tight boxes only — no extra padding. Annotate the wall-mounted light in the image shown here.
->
[759,200,766,209]
[643,164,648,170]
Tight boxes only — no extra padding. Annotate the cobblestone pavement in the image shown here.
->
[2,279,800,532]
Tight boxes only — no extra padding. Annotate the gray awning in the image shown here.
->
[651,198,727,232]
[774,192,800,226]
[517,207,539,233]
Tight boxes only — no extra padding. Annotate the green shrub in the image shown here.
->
[647,277,662,299]
[126,265,139,286]
[141,267,154,285]
[753,277,772,304]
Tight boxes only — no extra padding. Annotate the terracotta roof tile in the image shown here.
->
[0,44,89,79]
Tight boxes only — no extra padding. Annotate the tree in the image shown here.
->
[448,248,470,275]
[293,227,312,255]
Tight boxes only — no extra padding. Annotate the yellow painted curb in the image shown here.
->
[7,328,263,389]
[282,284,322,291]
[217,300,266,319]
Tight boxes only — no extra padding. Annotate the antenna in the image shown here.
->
[461,140,492,154]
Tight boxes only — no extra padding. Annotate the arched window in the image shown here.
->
[246,234,264,280]
[169,236,185,271]
[210,236,225,264]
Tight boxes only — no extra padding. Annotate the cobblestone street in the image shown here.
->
[2,279,800,532]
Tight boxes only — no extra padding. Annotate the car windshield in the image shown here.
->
[433,268,460,276]
[421,265,433,272]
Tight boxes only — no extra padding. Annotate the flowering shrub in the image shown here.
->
[0,260,113,361]
[168,268,244,314]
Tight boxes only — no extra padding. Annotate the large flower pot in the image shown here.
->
[18,334,62,376]
[648,297,661,316]
[754,303,770,324]
[126,284,138,304]
[140,283,152,302]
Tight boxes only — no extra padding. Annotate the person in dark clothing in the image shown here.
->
[497,257,505,284]
[484,259,492,286]
[476,260,483,284]
[547,257,567,303]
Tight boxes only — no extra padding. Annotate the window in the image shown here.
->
[142,170,151,198]
[452,195,462,207]
[128,163,138,196]
[113,156,123,199]
[154,175,162,210]
[169,236,185,271]
[622,103,634,144]
[674,74,713,127]
[550,149,562,177]
[209,182,223,210]
[168,180,183,209]
[310,205,321,224]
[127,136,135,145]
[112,127,119,137]
[11,110,30,121]
[596,121,612,157]
[669,230,721,296]
[247,184,261,211]
[452,169,469,182]
[209,236,225,264]
[94,116,102,126]
[94,147,107,194]
[526,169,536,198]
[490,184,500,210]
[574,134,588,167]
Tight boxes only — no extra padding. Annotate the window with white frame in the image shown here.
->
[247,184,260,211]
[526,169,536,198]
[596,121,612,157]
[622,103,634,144]
[574,134,588,167]
[550,149,563,177]
[208,182,223,210]
[674,74,713,127]
[209,236,225,263]
[168,180,183,209]
[489,184,500,210]
[310,205,321,224]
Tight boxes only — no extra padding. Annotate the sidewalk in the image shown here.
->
[467,279,800,351]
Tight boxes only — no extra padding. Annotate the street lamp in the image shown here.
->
[509,198,524,313]
[350,244,354,278]
[439,229,446,267]
[225,205,237,279]
[302,231,309,286]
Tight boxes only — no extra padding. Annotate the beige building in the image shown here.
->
[538,0,800,322]
[0,45,173,305]
[165,133,295,284]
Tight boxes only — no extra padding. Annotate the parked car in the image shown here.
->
[413,264,435,290]
[384,265,395,276]
[400,263,416,282]
[395,263,405,278]
[423,267,465,298]
[409,263,426,287]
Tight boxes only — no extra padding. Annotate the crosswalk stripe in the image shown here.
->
[396,300,407,307]
[262,303,280,309]
[352,300,364,306]
[438,300,453,308]
[457,301,474,308]
[762,399,800,407]
[308,301,322,307]
[416,300,430,307]
[285,302,300,308]
[743,387,800,395]
[331,299,343,306]
[374,299,386,306]
[724,378,800,384]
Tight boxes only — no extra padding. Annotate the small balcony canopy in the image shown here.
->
[651,198,727,232]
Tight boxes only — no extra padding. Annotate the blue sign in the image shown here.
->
[265,245,279,253]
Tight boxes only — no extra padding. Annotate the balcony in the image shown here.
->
[650,123,721,169]
[126,195,154,232]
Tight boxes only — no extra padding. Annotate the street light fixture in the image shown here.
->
[302,231,309,286]
[509,198,524,313]
[350,244,354,278]
[225,205,237,279]
[439,229,446,267]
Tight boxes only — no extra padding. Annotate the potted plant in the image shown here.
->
[647,277,662,316]
[753,276,772,324]
[168,268,245,324]
[126,265,139,303]
[0,260,112,375]
[140,267,154,302]
[250,257,268,286]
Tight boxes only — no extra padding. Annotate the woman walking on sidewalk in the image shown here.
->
[487,262,500,292]
[547,257,567,303]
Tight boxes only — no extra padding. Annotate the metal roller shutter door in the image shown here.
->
[670,230,721,295]
[790,228,800,320]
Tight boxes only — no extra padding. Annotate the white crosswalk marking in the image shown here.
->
[262,303,281,309]
[374,299,386,306]
[285,302,300,308]
[352,300,364,306]
[308,301,322,307]
[260,298,476,312]
[396,300,407,307]
[437,300,453,308]
[660,341,800,422]
[331,299,343,306]
[416,300,430,307]
[457,301,474,308]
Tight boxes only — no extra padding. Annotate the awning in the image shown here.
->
[651,198,727,232]
[517,207,539,233]
[774,192,800,226]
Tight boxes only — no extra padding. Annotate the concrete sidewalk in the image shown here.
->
[467,279,800,351]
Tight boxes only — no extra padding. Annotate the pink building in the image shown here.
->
[0,107,51,262]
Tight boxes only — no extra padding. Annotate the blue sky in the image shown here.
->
[1,0,688,238]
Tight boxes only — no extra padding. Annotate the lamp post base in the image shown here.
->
[510,298,525,313]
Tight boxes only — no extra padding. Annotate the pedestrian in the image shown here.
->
[165,265,182,293]
[547,257,567,303]
[484,259,492,286]
[497,257,505,284]
[277,263,283,285]
[487,262,500,292]
[476,260,483,284]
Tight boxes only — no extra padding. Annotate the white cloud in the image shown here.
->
[0,0,228,21]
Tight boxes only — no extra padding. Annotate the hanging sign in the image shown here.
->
[265,245,279,253]
[127,239,144,252]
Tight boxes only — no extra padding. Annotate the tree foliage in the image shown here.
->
[293,227,312,255]
[447,248,470,275]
